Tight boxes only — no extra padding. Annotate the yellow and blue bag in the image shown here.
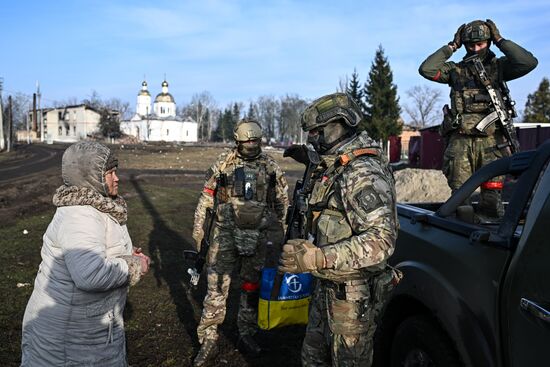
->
[257,267,313,330]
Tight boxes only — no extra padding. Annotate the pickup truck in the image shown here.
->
[374,141,550,367]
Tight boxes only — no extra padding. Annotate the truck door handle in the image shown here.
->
[520,298,550,324]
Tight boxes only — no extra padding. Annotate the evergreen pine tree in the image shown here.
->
[362,45,402,149]
[232,103,241,123]
[346,68,365,113]
[98,108,121,138]
[214,107,234,142]
[213,109,225,142]
[524,77,550,124]
[246,102,258,120]
[229,102,241,140]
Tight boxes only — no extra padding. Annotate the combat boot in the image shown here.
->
[193,338,218,367]
[238,334,262,356]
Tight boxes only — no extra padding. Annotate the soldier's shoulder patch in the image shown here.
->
[354,188,384,216]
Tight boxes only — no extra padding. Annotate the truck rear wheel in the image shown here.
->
[390,315,461,367]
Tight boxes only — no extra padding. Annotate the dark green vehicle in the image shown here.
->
[374,142,550,367]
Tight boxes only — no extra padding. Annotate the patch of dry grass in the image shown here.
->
[114,144,304,172]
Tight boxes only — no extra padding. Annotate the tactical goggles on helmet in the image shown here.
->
[301,93,361,132]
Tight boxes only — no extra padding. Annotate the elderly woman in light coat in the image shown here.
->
[21,141,150,366]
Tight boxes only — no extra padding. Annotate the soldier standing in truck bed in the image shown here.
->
[419,19,537,220]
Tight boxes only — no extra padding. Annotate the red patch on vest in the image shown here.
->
[241,281,259,292]
[481,181,503,190]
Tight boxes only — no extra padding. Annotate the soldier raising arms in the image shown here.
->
[419,19,537,220]
[279,93,400,366]
[192,119,289,366]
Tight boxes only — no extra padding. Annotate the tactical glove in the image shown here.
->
[448,23,465,51]
[283,144,309,165]
[278,239,326,274]
[485,19,502,42]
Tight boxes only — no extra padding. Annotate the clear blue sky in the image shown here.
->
[1,0,548,119]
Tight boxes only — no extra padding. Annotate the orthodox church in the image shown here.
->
[120,80,198,142]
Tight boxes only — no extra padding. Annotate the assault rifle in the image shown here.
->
[465,53,520,153]
[184,174,224,287]
[283,144,320,242]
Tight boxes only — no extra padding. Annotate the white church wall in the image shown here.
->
[121,80,198,143]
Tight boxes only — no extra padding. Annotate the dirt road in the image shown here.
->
[0,144,64,184]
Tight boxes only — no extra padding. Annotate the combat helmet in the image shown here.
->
[301,93,362,132]
[234,119,263,159]
[462,20,491,44]
[233,119,263,142]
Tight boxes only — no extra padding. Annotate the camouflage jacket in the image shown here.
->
[419,40,537,133]
[306,131,398,282]
[192,148,289,249]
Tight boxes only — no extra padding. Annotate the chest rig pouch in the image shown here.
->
[308,150,380,248]
[450,57,499,134]
[230,165,267,230]
[309,179,353,248]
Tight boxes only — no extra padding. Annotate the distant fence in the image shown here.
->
[408,123,550,170]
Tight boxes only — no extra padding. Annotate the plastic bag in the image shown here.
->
[257,268,312,330]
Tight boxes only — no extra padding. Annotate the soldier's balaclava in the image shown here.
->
[237,139,262,159]
[307,119,355,154]
[61,141,118,197]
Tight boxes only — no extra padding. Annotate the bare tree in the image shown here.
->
[404,85,443,128]
[337,75,349,93]
[81,90,103,109]
[279,94,308,144]
[180,91,217,141]
[3,92,31,130]
[104,98,132,120]
[256,95,280,144]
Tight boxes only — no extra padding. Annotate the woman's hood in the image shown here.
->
[61,141,114,196]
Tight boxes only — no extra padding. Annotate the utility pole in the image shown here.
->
[26,112,30,144]
[0,77,4,151]
[37,81,43,142]
[7,95,12,152]
[32,93,37,132]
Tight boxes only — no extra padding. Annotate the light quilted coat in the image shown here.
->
[21,205,133,366]
[21,141,135,367]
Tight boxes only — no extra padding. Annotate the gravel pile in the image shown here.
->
[394,168,451,203]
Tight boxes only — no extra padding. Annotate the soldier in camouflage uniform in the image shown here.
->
[278,93,400,367]
[192,119,289,366]
[419,19,537,219]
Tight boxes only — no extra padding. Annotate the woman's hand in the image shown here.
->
[132,247,151,274]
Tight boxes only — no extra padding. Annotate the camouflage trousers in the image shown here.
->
[196,222,266,344]
[443,132,510,217]
[302,278,380,367]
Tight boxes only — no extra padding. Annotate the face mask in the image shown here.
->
[465,41,491,60]
[307,131,329,154]
[237,140,261,159]
[307,122,353,154]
